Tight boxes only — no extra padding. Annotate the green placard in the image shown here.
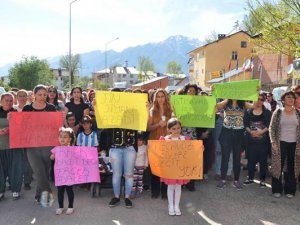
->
[171,95,216,128]
[212,79,260,101]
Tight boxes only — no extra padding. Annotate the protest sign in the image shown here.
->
[51,146,100,186]
[95,91,148,131]
[148,140,203,179]
[212,79,260,101]
[171,95,216,128]
[9,112,63,148]
[0,118,9,150]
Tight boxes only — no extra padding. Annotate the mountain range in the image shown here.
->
[0,35,203,77]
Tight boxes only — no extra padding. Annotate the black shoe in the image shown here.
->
[161,193,167,200]
[243,179,254,185]
[24,184,31,190]
[151,193,159,199]
[109,197,120,207]
[186,186,196,192]
[125,198,133,208]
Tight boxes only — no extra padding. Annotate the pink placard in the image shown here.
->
[51,146,100,186]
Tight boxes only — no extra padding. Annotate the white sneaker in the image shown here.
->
[12,192,20,200]
[0,193,4,200]
[168,205,175,216]
[286,194,294,198]
[174,206,181,216]
[273,193,281,198]
[66,208,74,215]
[56,208,64,215]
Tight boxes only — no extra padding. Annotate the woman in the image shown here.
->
[244,94,272,187]
[15,89,28,112]
[147,89,173,199]
[0,93,24,200]
[23,85,56,205]
[266,93,278,112]
[270,91,300,198]
[216,99,254,190]
[64,87,90,126]
[180,84,200,191]
[46,86,64,111]
[15,90,33,190]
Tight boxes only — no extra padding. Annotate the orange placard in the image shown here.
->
[148,140,203,180]
[9,112,63,148]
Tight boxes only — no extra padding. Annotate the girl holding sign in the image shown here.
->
[160,118,190,216]
[50,127,76,215]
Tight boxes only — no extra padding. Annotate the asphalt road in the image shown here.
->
[1,171,300,225]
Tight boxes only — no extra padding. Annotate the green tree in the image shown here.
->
[93,80,110,90]
[77,76,93,90]
[244,0,300,57]
[0,78,10,91]
[137,56,155,81]
[59,54,81,88]
[166,61,183,75]
[8,56,54,90]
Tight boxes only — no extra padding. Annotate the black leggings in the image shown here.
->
[57,186,74,208]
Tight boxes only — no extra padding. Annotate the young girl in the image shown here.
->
[160,118,190,216]
[50,127,76,215]
[66,112,79,137]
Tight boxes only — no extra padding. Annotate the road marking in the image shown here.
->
[260,220,279,225]
[112,220,121,225]
[198,210,222,225]
[30,218,36,224]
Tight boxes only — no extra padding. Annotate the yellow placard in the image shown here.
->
[148,140,203,179]
[95,91,148,131]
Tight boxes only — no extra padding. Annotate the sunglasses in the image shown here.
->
[48,90,57,93]
[258,98,265,102]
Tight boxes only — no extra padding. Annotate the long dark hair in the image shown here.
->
[70,87,84,104]
[226,99,245,109]
[46,85,58,106]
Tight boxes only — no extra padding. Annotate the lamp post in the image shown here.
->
[104,37,119,74]
[69,0,79,89]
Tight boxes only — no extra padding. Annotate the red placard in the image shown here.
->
[9,112,63,148]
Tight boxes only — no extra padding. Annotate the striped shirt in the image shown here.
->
[76,131,99,147]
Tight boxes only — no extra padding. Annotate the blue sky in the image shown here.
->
[0,0,247,66]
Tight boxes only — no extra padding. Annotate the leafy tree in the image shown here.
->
[59,54,81,87]
[93,80,110,90]
[0,78,10,91]
[137,56,155,81]
[8,56,54,90]
[243,0,300,57]
[166,61,183,75]
[77,76,93,90]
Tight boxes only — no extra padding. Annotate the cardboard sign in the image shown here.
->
[9,112,63,148]
[52,146,100,186]
[148,140,203,179]
[171,95,216,128]
[0,118,9,150]
[95,91,148,131]
[212,79,260,101]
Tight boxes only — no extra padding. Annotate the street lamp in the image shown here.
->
[104,37,119,74]
[69,0,79,89]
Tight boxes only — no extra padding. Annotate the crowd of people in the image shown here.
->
[0,83,300,216]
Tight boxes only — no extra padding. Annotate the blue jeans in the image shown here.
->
[109,146,136,197]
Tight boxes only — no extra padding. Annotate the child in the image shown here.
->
[66,112,79,137]
[131,132,148,198]
[160,118,190,216]
[76,115,98,147]
[50,127,76,215]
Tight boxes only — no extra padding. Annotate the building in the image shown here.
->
[51,68,80,90]
[132,76,169,90]
[188,31,255,87]
[93,66,158,88]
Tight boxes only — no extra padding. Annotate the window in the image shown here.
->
[130,74,134,78]
[118,74,121,79]
[231,51,238,60]
[123,74,126,78]
[241,41,247,48]
[130,81,134,84]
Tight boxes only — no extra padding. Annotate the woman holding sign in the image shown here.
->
[216,99,253,190]
[147,89,173,199]
[23,85,56,206]
[0,93,24,200]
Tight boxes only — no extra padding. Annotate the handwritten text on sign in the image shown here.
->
[51,146,100,186]
[95,91,148,131]
[212,79,260,101]
[148,140,203,179]
[171,95,216,128]
[9,112,63,148]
